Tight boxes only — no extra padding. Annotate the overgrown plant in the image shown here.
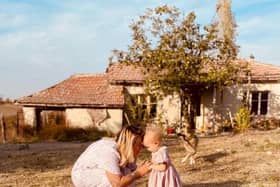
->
[111,5,243,131]
[234,107,251,132]
[124,93,149,128]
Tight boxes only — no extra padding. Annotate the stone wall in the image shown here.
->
[66,108,123,134]
[197,82,280,131]
[22,107,36,127]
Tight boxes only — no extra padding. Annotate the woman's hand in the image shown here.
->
[135,160,152,177]
[106,160,152,187]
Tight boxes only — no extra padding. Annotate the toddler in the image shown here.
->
[143,127,182,187]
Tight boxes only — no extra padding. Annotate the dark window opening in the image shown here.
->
[192,94,201,116]
[149,95,157,118]
[251,92,259,114]
[260,92,268,115]
[250,91,268,115]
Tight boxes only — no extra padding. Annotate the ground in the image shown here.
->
[0,129,280,187]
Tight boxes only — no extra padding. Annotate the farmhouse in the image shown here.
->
[16,60,280,133]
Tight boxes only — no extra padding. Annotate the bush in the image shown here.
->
[221,119,233,132]
[234,107,251,132]
[252,118,280,130]
[38,125,109,142]
[8,125,109,143]
[56,127,109,142]
[0,115,19,141]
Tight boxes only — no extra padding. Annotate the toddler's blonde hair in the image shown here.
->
[145,126,163,142]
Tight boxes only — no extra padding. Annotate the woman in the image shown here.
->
[71,125,151,187]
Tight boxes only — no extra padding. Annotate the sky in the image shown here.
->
[0,0,279,99]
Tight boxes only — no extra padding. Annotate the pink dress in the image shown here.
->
[148,146,182,187]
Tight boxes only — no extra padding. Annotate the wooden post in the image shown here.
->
[0,113,6,143]
[211,86,217,134]
[16,111,20,136]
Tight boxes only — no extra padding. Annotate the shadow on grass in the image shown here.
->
[198,152,228,163]
[0,142,90,173]
[183,180,242,187]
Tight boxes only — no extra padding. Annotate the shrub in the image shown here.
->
[221,119,233,132]
[252,118,280,130]
[234,107,251,132]
[38,125,109,142]
[56,127,108,142]
[21,125,36,137]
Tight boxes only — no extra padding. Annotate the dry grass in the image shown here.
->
[1,129,280,187]
[0,104,20,117]
[0,103,109,143]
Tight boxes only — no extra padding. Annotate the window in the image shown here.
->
[194,94,201,116]
[189,94,201,117]
[250,91,269,115]
[251,92,259,114]
[260,92,268,115]
[129,94,157,120]
[148,95,157,118]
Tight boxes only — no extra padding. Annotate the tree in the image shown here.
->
[215,0,238,61]
[112,5,241,129]
[216,0,237,43]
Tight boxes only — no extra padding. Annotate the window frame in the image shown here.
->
[131,94,157,120]
[250,91,269,115]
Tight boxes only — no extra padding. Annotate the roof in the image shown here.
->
[16,74,124,108]
[107,60,280,83]
[238,59,280,81]
[16,60,280,107]
[106,63,145,84]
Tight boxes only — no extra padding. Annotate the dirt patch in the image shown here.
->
[1,129,280,187]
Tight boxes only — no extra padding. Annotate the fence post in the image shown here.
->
[16,110,20,136]
[0,113,6,144]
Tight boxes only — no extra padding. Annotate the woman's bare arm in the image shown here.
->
[106,160,152,187]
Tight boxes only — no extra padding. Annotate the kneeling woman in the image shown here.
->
[71,126,151,187]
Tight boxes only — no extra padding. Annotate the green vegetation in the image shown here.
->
[234,107,251,132]
[112,5,242,129]
[1,112,110,143]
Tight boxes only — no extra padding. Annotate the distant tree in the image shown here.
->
[215,0,237,50]
[5,98,13,104]
[112,5,242,129]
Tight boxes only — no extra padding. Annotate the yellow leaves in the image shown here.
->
[111,5,242,96]
[154,5,178,16]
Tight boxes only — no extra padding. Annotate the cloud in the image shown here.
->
[238,17,263,34]
[1,0,280,98]
[0,13,26,29]
[239,41,280,65]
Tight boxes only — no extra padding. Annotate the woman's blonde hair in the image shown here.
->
[116,126,144,168]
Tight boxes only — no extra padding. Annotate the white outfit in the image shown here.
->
[71,139,121,187]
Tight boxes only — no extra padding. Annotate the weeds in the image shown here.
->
[34,126,109,142]
[1,111,111,143]
[234,107,252,132]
